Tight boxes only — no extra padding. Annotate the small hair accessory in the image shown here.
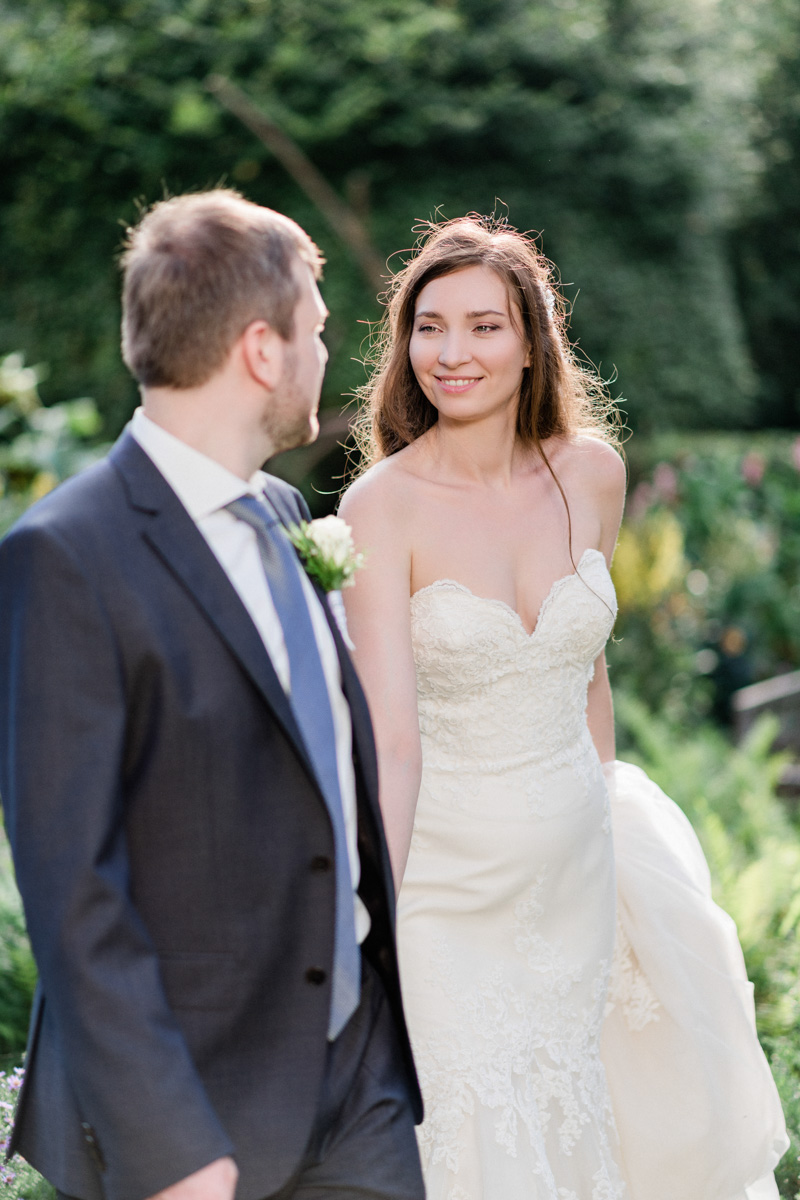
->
[474,211,512,235]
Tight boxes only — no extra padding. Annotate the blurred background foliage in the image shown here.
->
[610,431,800,728]
[1,0,800,1193]
[0,352,108,536]
[0,0,798,439]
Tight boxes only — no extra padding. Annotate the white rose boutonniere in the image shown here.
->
[286,515,364,592]
[287,515,365,649]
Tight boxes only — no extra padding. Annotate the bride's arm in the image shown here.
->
[339,471,422,894]
[587,652,616,763]
[584,438,627,765]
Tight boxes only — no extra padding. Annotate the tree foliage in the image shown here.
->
[0,0,795,435]
[733,0,800,428]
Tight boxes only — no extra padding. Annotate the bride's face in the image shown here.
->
[409,265,530,427]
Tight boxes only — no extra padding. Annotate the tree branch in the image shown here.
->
[206,75,386,293]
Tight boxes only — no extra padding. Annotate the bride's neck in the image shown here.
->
[426,414,528,488]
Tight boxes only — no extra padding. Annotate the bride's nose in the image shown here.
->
[437,333,471,369]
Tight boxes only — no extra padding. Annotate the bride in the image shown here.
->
[338,215,787,1199]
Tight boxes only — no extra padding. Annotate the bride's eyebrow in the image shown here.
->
[414,309,507,319]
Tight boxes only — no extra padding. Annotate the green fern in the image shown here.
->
[616,693,800,1195]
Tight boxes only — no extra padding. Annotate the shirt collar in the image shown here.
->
[130,408,269,520]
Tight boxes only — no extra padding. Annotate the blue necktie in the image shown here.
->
[227,494,360,1039]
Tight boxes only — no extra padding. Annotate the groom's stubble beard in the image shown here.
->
[261,344,322,457]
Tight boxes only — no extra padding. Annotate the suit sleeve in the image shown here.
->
[0,522,234,1200]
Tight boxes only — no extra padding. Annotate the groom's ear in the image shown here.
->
[241,319,286,390]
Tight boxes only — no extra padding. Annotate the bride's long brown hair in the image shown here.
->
[352,214,621,472]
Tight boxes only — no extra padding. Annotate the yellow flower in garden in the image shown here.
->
[612,509,687,612]
[30,471,58,501]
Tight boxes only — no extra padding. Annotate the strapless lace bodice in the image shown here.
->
[410,548,616,772]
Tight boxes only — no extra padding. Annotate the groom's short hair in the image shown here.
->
[120,189,324,389]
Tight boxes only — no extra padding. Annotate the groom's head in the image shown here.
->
[120,189,324,390]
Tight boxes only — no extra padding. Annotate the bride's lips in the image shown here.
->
[434,376,482,394]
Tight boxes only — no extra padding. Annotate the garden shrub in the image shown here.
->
[0,352,107,539]
[610,431,800,727]
[1,1066,54,1199]
[0,827,35,1061]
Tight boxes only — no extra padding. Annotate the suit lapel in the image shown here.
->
[109,433,314,779]
[306,575,393,873]
[258,477,392,894]
[260,477,382,808]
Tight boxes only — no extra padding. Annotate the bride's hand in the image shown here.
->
[146,1157,238,1200]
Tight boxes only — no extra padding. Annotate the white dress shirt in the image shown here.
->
[130,409,370,945]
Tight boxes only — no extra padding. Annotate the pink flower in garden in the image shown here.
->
[741,451,765,487]
[792,436,800,472]
[652,462,678,504]
[629,482,653,522]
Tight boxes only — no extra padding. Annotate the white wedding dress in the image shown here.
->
[398,548,788,1200]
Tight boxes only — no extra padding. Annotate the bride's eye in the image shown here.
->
[415,323,440,334]
[475,324,500,334]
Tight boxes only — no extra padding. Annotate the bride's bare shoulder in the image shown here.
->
[338,445,426,534]
[552,434,626,498]
[549,437,626,553]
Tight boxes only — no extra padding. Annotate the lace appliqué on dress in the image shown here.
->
[410,870,622,1198]
[605,918,660,1031]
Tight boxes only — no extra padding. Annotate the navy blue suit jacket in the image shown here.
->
[0,431,420,1200]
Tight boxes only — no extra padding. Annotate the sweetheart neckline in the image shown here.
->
[410,548,611,640]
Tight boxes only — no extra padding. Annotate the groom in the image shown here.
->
[0,190,423,1200]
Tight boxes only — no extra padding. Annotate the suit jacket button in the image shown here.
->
[306,966,327,985]
[311,854,332,872]
[80,1122,106,1171]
